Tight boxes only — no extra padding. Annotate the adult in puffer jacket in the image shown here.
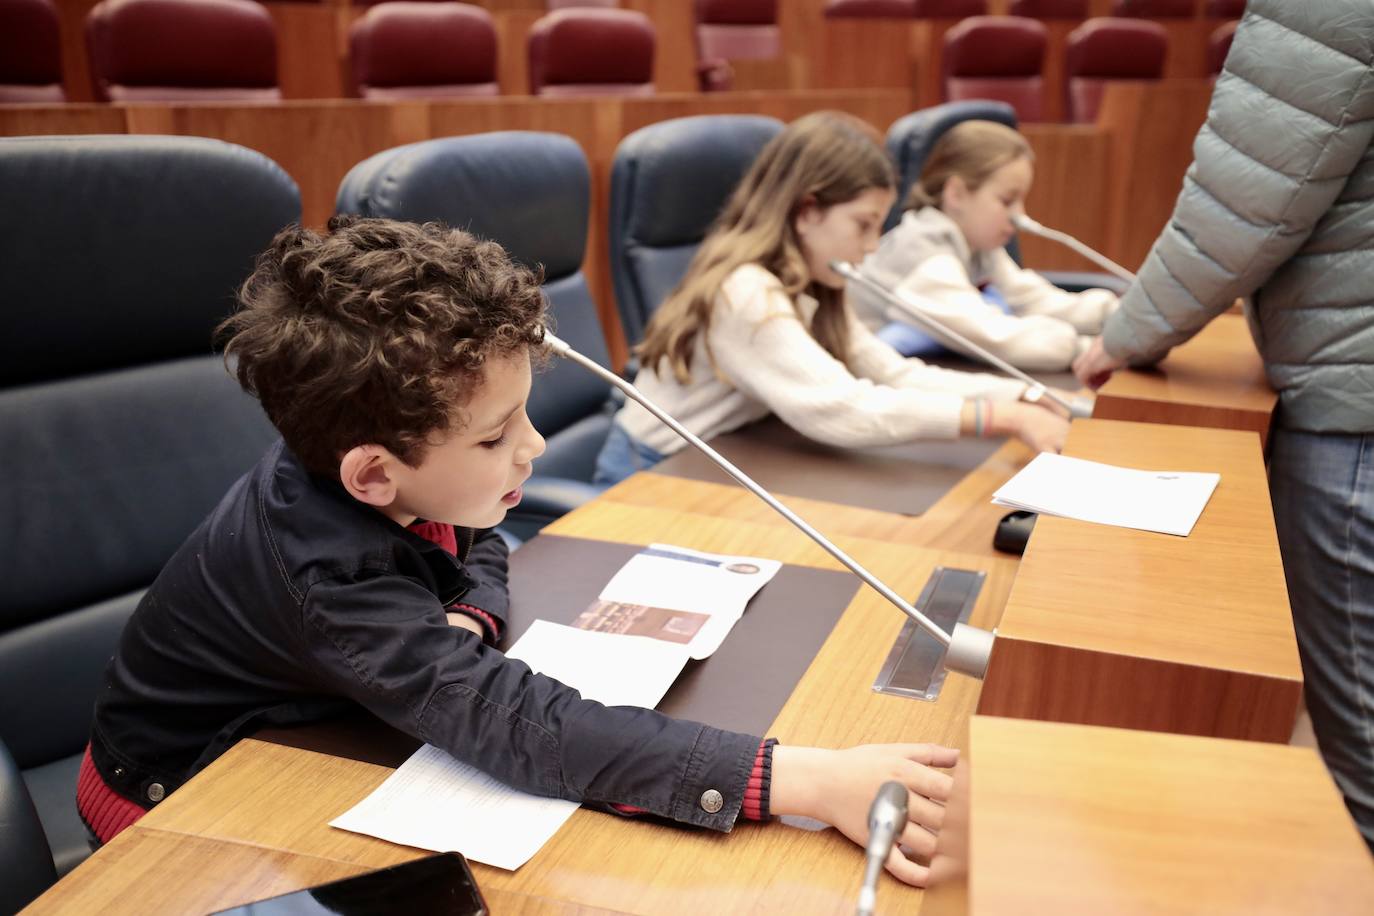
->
[1074,1,1374,853]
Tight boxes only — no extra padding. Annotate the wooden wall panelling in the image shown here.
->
[1096,78,1211,270]
[267,3,348,100]
[1017,123,1111,272]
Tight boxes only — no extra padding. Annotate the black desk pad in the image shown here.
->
[260,534,860,764]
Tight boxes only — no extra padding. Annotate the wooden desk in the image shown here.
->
[923,716,1374,916]
[28,494,1013,915]
[978,418,1302,741]
[1094,313,1277,446]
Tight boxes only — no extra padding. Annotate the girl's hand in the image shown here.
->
[997,401,1069,453]
[770,743,959,887]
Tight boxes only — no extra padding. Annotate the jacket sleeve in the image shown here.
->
[300,572,761,831]
[456,526,510,629]
[1102,1,1374,366]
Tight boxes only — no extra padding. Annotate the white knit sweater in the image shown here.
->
[853,207,1119,371]
[616,263,1028,456]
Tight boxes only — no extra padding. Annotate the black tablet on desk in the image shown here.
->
[211,852,487,916]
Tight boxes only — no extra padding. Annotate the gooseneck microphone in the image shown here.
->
[831,260,1093,420]
[542,330,996,679]
[1012,214,1137,284]
[856,781,908,916]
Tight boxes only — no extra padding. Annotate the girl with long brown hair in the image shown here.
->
[594,111,1068,485]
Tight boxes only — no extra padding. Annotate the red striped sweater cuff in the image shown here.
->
[741,738,777,822]
[76,745,149,844]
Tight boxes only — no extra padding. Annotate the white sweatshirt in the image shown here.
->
[616,263,1028,456]
[853,207,1120,371]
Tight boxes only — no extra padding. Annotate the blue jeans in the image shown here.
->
[1269,427,1374,853]
[593,423,666,486]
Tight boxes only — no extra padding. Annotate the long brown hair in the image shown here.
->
[906,120,1032,210]
[637,110,895,383]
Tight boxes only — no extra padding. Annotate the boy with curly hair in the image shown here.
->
[80,217,956,885]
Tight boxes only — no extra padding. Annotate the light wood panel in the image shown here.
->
[1093,312,1277,445]
[924,716,1374,915]
[978,418,1302,741]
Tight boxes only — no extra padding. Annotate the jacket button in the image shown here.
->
[699,789,724,814]
[112,767,125,778]
[146,783,165,802]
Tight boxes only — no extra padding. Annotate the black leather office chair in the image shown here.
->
[0,735,56,913]
[0,135,297,876]
[885,100,1128,295]
[335,132,615,542]
[608,114,784,351]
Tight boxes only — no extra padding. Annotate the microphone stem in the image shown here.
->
[832,263,1080,418]
[856,855,884,916]
[1019,223,1137,284]
[553,343,953,649]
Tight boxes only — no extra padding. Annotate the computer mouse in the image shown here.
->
[993,510,1038,555]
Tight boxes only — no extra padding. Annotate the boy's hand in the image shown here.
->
[1073,336,1126,389]
[770,743,959,887]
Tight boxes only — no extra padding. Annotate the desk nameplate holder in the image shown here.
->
[872,567,985,702]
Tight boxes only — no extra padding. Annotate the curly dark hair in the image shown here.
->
[218,216,549,474]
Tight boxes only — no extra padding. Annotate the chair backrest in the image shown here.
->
[1204,0,1245,16]
[335,132,614,481]
[1008,0,1087,17]
[695,0,780,62]
[0,135,297,773]
[608,114,784,350]
[1208,18,1237,76]
[0,0,64,102]
[1064,18,1167,123]
[0,736,55,913]
[912,0,987,16]
[85,0,280,102]
[1112,0,1195,16]
[350,2,499,99]
[547,0,618,7]
[943,16,1047,123]
[527,8,654,96]
[823,0,916,18]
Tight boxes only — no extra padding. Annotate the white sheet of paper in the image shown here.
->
[991,453,1220,537]
[506,619,691,708]
[331,622,692,869]
[599,543,781,659]
[330,743,578,871]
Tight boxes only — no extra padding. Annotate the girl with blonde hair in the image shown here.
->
[594,111,1070,485]
[853,119,1119,371]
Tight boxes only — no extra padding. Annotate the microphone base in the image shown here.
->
[1070,394,1095,419]
[946,623,996,679]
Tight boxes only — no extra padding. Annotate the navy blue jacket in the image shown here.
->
[89,440,760,830]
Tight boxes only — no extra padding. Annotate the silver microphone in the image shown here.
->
[857,781,908,916]
[541,330,996,680]
[832,260,1093,420]
[1012,213,1137,284]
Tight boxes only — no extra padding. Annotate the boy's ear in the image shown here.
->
[339,445,400,508]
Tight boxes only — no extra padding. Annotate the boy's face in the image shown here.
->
[388,351,545,530]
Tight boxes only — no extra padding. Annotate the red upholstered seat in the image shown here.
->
[1009,0,1088,17]
[1208,18,1237,76]
[527,8,655,97]
[350,2,499,99]
[1065,17,1167,123]
[1112,0,1195,17]
[0,0,65,102]
[85,0,280,102]
[823,0,915,17]
[695,0,779,61]
[546,0,619,8]
[1205,0,1245,18]
[913,0,987,15]
[943,16,1046,122]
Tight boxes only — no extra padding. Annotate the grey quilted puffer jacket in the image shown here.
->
[1102,0,1374,433]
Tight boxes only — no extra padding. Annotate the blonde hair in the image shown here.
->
[637,110,895,384]
[905,120,1032,211]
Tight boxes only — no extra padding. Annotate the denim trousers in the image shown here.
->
[593,423,666,486]
[1269,426,1374,853]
